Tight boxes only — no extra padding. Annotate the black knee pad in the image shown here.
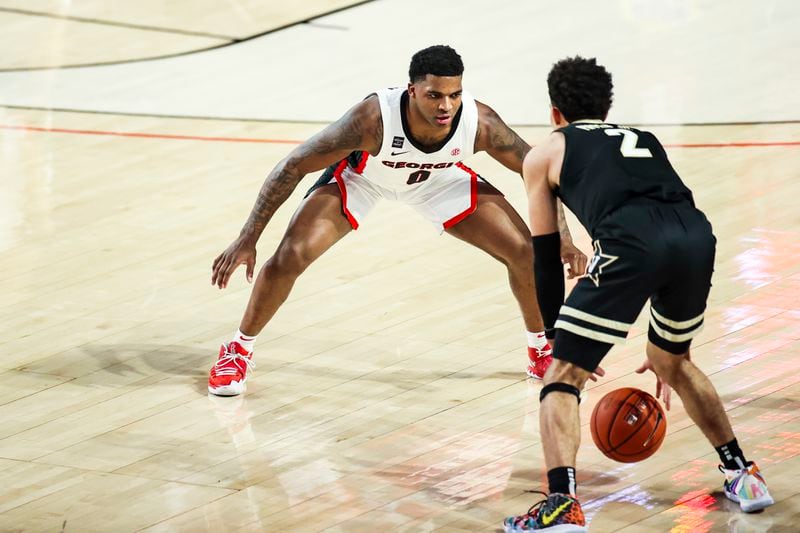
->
[540,382,581,404]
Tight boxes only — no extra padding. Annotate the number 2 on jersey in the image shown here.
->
[604,128,653,158]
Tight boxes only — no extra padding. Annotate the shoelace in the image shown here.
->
[532,345,552,359]
[718,463,752,475]
[512,490,549,524]
[213,348,256,377]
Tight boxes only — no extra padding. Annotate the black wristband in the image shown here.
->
[532,232,565,331]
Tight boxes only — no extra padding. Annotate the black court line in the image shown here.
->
[0,0,378,73]
[1,104,799,129]
[0,7,236,40]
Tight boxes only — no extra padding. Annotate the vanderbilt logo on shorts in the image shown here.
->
[587,240,619,287]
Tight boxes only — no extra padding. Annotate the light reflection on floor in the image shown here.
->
[733,229,800,290]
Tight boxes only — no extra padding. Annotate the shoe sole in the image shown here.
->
[504,524,587,533]
[208,379,246,397]
[526,366,544,380]
[724,489,775,513]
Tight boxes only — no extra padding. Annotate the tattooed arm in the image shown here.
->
[211,96,382,288]
[474,101,530,172]
[241,97,381,240]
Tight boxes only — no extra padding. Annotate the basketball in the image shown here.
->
[590,387,666,463]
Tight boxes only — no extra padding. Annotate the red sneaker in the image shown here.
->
[208,341,255,396]
[526,343,553,380]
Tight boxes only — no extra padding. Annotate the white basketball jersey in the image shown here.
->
[343,87,479,191]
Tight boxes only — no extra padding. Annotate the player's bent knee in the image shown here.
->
[544,358,590,388]
[647,351,692,386]
[269,243,315,277]
[516,236,534,262]
[646,341,689,374]
[501,235,533,268]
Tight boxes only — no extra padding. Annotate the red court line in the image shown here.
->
[2,124,799,148]
[0,124,302,144]
[663,141,800,148]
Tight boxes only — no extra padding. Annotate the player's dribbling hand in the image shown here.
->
[211,236,257,289]
[635,359,672,411]
[588,365,605,382]
[560,240,588,279]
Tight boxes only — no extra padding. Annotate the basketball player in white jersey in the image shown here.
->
[208,45,585,396]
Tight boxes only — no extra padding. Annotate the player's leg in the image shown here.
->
[446,185,541,328]
[539,355,592,475]
[645,342,773,512]
[505,236,652,531]
[503,334,605,533]
[209,183,353,396]
[444,184,553,377]
[646,204,773,512]
[539,332,611,464]
[239,183,353,334]
[646,343,734,445]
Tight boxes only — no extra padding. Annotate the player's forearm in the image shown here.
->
[532,232,565,338]
[556,200,573,241]
[240,158,305,241]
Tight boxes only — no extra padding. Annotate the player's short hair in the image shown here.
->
[409,45,464,83]
[548,56,613,122]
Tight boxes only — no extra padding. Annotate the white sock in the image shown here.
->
[526,331,548,349]
[232,329,257,352]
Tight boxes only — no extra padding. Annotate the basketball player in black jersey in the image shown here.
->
[208,45,586,396]
[503,57,774,532]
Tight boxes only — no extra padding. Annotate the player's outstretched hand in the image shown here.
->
[211,236,257,289]
[635,359,672,411]
[560,240,588,279]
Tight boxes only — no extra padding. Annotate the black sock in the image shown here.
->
[547,466,576,497]
[716,438,748,470]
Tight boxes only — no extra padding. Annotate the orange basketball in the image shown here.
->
[590,387,666,463]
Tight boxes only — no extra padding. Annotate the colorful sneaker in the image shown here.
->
[208,341,255,396]
[504,492,587,532]
[721,462,774,513]
[526,344,553,380]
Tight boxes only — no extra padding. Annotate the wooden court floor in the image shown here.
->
[1,2,799,532]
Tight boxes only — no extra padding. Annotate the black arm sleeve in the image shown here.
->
[532,232,564,338]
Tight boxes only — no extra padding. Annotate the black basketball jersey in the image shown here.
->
[556,121,694,236]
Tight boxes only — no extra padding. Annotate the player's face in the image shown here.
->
[408,75,463,128]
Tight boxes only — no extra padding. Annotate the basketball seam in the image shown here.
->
[613,411,665,456]
[606,388,639,455]
[641,412,664,448]
[610,394,664,458]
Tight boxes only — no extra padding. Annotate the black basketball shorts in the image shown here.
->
[553,203,716,372]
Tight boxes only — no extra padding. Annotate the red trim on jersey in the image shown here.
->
[443,163,479,229]
[333,160,359,230]
[353,151,369,174]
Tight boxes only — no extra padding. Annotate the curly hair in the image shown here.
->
[547,56,613,122]
[409,45,464,82]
